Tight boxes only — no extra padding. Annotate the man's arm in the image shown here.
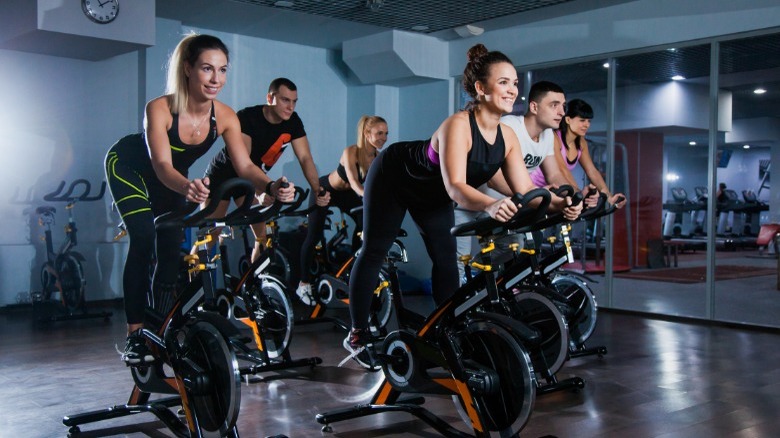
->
[291,136,329,205]
[540,153,571,187]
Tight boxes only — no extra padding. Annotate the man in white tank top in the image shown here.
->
[497,80,568,186]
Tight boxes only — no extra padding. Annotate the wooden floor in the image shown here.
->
[2,299,780,438]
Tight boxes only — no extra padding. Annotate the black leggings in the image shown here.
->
[348,150,458,330]
[105,151,184,325]
[299,175,363,284]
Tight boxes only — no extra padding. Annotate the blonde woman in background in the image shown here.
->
[295,115,389,305]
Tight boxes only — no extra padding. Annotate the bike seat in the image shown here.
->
[36,206,56,215]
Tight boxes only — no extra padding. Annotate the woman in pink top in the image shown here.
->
[531,99,625,207]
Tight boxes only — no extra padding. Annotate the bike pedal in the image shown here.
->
[463,362,499,395]
[375,352,399,365]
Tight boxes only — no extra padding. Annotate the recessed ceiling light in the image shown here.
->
[411,25,429,31]
[754,88,767,94]
[602,62,610,68]
[274,0,294,7]
[743,144,751,149]
[671,75,685,81]
[667,48,677,52]
[689,141,697,146]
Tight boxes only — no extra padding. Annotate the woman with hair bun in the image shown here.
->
[341,44,582,369]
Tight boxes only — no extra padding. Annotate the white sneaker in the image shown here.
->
[296,282,315,306]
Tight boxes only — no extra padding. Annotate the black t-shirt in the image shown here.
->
[207,104,306,175]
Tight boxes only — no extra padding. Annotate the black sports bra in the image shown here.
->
[336,162,366,185]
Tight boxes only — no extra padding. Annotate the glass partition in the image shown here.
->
[714,32,780,328]
[608,44,712,318]
[501,32,780,327]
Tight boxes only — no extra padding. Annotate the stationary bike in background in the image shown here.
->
[34,179,112,322]
[63,178,259,438]
[286,204,394,334]
[493,192,619,395]
[213,186,323,374]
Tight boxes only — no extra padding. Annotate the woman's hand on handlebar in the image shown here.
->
[315,187,331,207]
[582,184,600,208]
[186,177,210,204]
[562,197,583,220]
[486,197,519,223]
[609,193,627,209]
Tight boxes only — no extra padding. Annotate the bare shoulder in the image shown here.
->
[500,120,521,143]
[341,144,358,162]
[435,111,469,137]
[145,95,173,128]
[213,100,238,119]
[146,95,171,114]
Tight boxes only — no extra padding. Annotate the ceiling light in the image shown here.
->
[454,24,484,38]
[743,144,751,149]
[671,75,685,81]
[602,62,610,68]
[274,0,294,7]
[366,0,383,11]
[666,173,680,182]
[754,88,767,94]
[411,25,429,31]
[667,48,677,52]
[689,141,696,146]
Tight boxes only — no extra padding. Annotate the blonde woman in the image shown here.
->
[105,34,281,365]
[296,116,389,305]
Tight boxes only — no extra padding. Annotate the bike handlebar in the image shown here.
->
[451,188,552,237]
[154,178,256,230]
[43,179,106,203]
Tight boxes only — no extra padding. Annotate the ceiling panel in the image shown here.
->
[528,33,780,120]
[228,0,578,33]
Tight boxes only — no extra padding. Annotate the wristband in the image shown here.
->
[264,182,274,196]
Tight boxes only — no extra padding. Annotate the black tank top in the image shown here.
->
[109,102,218,179]
[167,103,218,174]
[464,110,505,187]
[385,110,506,207]
[336,162,366,185]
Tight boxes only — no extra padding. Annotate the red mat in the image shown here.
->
[614,265,776,284]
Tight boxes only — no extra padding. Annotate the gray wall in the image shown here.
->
[1,0,780,305]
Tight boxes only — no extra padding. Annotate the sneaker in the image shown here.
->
[296,282,316,306]
[338,328,380,371]
[120,329,155,365]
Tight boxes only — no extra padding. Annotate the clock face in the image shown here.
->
[82,0,119,24]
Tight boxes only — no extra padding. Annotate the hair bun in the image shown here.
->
[466,44,489,63]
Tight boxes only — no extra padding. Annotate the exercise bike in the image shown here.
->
[212,185,323,375]
[508,192,622,360]
[287,203,394,333]
[34,179,112,322]
[316,189,556,437]
[63,178,261,437]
